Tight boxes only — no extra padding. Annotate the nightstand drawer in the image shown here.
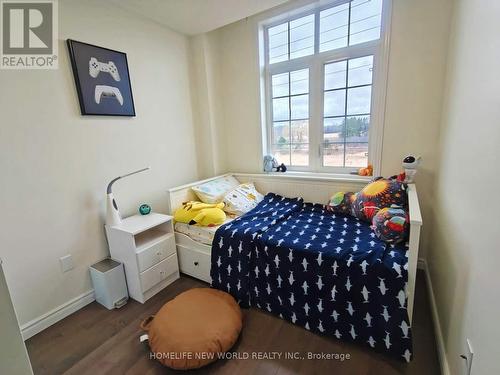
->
[140,254,178,293]
[136,234,176,272]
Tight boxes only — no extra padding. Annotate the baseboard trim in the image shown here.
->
[20,289,95,341]
[417,257,425,269]
[419,259,450,375]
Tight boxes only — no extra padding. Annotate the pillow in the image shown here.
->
[353,177,407,222]
[371,206,409,243]
[327,191,357,216]
[327,177,407,222]
[223,182,264,216]
[191,176,240,204]
[141,288,242,370]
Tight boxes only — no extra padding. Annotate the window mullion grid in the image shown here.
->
[309,58,322,172]
[343,1,351,168]
[343,59,349,167]
[324,83,371,93]
[288,72,292,165]
[312,10,320,171]
[266,64,273,156]
[273,92,311,100]
[287,22,291,61]
[314,9,320,55]
[347,1,352,47]
[325,113,370,119]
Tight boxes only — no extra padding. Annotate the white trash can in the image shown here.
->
[90,258,128,310]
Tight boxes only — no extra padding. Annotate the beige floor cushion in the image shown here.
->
[141,288,242,370]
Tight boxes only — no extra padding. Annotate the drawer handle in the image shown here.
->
[194,261,199,266]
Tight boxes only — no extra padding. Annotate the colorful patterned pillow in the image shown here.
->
[353,177,408,222]
[327,177,407,223]
[191,176,240,204]
[371,206,409,243]
[223,183,264,216]
[327,191,357,216]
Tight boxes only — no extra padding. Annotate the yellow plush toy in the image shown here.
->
[174,201,226,227]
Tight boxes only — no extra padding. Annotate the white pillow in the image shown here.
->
[223,183,264,216]
[191,176,240,204]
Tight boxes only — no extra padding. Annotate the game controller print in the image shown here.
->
[95,85,124,105]
[89,57,124,106]
[89,57,121,81]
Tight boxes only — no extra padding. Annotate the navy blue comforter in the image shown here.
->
[211,193,412,362]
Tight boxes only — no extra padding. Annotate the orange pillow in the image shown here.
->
[141,288,242,370]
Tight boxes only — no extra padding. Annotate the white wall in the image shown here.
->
[0,0,199,326]
[188,33,227,178]
[428,0,500,373]
[191,0,453,258]
[380,0,452,257]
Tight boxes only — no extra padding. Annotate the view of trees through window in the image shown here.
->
[323,55,373,167]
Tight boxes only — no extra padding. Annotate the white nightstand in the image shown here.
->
[105,213,179,303]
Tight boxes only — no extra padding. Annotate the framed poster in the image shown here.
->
[67,39,136,116]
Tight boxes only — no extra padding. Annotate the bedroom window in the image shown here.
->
[271,69,310,166]
[262,0,390,173]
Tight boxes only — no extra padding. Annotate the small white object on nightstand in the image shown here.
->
[105,213,179,303]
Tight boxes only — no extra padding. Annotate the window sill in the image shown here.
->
[232,171,372,184]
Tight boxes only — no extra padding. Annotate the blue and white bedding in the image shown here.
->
[211,193,413,362]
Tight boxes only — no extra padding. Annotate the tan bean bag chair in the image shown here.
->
[141,288,242,370]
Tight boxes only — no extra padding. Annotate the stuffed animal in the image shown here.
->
[263,155,287,173]
[174,201,226,227]
[263,155,278,172]
[358,164,373,176]
[276,163,287,172]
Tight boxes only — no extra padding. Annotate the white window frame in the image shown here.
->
[261,0,392,175]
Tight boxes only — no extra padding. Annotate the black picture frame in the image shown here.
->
[67,39,136,116]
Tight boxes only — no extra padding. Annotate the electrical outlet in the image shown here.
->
[461,338,474,375]
[59,254,74,273]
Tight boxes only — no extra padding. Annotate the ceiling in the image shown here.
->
[111,0,291,36]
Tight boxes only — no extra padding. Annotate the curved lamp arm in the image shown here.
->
[106,167,150,194]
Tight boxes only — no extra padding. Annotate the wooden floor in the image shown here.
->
[26,270,440,375]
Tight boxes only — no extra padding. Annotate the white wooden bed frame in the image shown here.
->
[167,172,422,322]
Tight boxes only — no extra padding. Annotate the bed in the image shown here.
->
[167,173,422,360]
[168,174,376,282]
